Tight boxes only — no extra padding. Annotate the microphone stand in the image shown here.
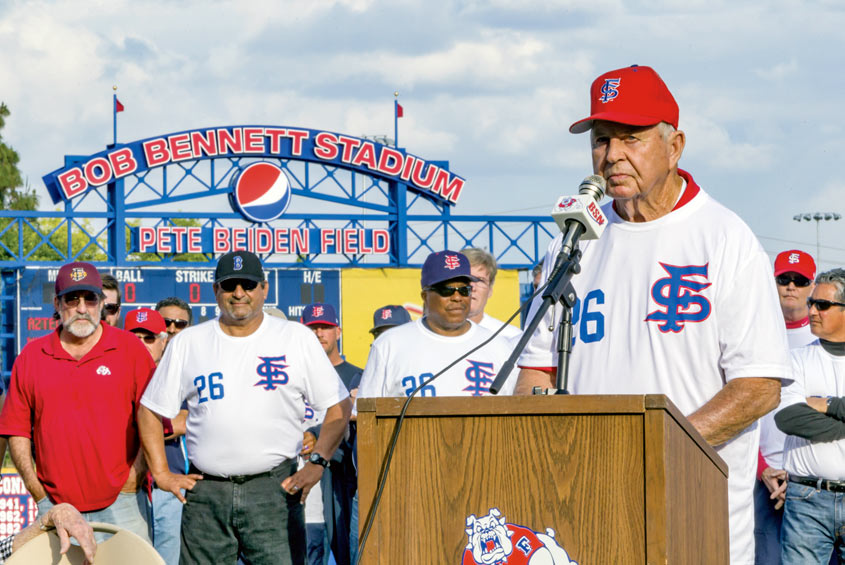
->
[489,221,585,395]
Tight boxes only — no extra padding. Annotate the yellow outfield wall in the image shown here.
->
[339,268,522,369]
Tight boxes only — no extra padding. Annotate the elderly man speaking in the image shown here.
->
[516,65,790,564]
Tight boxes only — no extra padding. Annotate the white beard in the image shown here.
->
[65,314,98,338]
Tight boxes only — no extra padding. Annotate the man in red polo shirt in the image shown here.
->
[0,261,156,542]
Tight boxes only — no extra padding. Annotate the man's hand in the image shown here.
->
[152,470,203,504]
[301,431,317,456]
[761,467,788,510]
[807,396,828,413]
[46,503,97,564]
[514,368,555,395]
[281,463,324,502]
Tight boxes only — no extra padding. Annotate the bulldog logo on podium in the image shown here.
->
[461,508,577,565]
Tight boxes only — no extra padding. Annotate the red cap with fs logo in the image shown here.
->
[774,250,816,280]
[569,65,679,134]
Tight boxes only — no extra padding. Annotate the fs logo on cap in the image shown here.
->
[788,253,801,264]
[444,255,461,270]
[312,305,325,317]
[70,268,88,282]
[230,162,292,223]
[380,309,393,320]
[136,310,148,322]
[599,78,621,103]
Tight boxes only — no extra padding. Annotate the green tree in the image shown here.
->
[0,102,37,210]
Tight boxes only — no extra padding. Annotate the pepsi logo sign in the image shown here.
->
[230,162,292,223]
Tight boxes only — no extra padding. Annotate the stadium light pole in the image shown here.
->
[792,212,841,265]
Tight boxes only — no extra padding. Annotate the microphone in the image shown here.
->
[551,175,608,258]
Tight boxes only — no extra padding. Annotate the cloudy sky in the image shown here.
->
[1,0,844,269]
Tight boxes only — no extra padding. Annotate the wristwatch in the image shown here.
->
[308,452,330,468]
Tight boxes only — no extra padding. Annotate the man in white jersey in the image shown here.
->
[138,251,352,565]
[775,268,845,563]
[755,249,817,564]
[358,250,516,399]
[516,64,790,565]
[461,248,522,345]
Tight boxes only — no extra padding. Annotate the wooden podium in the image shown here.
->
[356,395,728,564]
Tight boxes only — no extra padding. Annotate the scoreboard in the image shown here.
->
[16,266,341,348]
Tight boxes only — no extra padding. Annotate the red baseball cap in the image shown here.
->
[774,250,816,280]
[124,307,167,335]
[569,65,679,134]
[55,261,103,297]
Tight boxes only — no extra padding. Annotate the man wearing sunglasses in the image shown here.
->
[100,273,122,327]
[138,251,352,565]
[775,268,845,563]
[755,249,818,564]
[357,250,517,400]
[155,297,192,344]
[0,261,156,542]
[125,306,186,564]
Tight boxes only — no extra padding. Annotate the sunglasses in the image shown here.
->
[808,298,845,311]
[776,274,811,287]
[131,331,158,344]
[218,278,260,292]
[426,285,472,297]
[163,318,189,330]
[62,292,100,307]
[103,303,121,315]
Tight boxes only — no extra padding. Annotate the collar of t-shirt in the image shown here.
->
[820,339,845,356]
[611,168,699,217]
[786,317,810,330]
[43,321,118,361]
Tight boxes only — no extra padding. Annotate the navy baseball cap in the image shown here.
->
[370,305,411,334]
[420,250,478,288]
[215,251,265,284]
[55,261,103,297]
[301,303,339,327]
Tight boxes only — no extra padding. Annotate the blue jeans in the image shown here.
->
[180,459,305,565]
[152,487,184,565]
[754,479,783,565]
[781,482,845,564]
[306,522,327,565]
[37,490,151,544]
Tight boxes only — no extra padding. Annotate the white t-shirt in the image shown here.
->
[358,319,517,399]
[519,172,790,565]
[781,341,845,480]
[141,315,348,477]
[302,402,326,524]
[759,320,817,468]
[478,313,522,348]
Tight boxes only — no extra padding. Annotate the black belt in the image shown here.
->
[189,460,292,485]
[789,475,845,493]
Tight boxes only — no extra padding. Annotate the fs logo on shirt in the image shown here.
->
[645,263,712,333]
[461,508,577,565]
[254,355,289,390]
[463,360,496,396]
